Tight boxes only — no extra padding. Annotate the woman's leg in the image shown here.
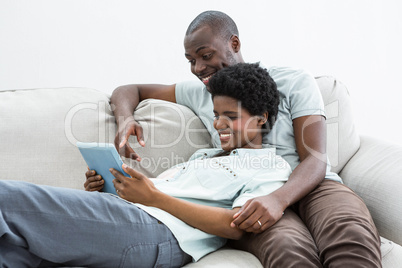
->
[229,208,322,268]
[0,180,191,268]
[296,180,382,268]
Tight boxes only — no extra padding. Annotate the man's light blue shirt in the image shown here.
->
[175,66,342,183]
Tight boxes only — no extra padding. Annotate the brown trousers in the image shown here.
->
[229,180,382,268]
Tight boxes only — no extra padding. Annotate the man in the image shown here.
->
[108,10,381,267]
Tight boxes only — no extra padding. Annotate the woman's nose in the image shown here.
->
[215,117,228,129]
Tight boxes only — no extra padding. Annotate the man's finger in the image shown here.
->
[231,205,255,226]
[116,135,141,161]
[122,164,146,180]
[135,125,145,147]
[119,130,131,148]
[115,137,136,160]
[130,154,141,162]
[237,212,261,231]
[230,202,250,227]
[233,199,251,219]
[127,146,141,161]
[122,144,135,158]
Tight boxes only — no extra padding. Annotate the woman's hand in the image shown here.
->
[110,164,159,205]
[230,193,285,234]
[84,169,104,192]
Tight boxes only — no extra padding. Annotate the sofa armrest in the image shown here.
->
[339,135,402,245]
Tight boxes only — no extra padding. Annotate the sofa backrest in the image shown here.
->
[131,77,361,176]
[0,88,211,189]
[315,76,360,174]
[0,77,359,189]
[0,88,115,189]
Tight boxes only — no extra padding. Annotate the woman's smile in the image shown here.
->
[219,132,232,143]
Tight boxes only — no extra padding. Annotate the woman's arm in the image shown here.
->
[154,193,243,240]
[231,115,327,233]
[110,165,244,240]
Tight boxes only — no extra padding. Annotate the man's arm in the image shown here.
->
[231,115,327,233]
[275,115,327,207]
[111,165,244,240]
[110,84,176,160]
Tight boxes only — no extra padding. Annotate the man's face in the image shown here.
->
[184,26,240,87]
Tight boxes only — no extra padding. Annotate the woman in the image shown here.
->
[0,63,288,267]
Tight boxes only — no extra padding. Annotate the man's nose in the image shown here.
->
[194,61,206,74]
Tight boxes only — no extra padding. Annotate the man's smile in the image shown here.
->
[200,73,215,85]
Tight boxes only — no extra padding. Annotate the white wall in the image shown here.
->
[1,0,401,144]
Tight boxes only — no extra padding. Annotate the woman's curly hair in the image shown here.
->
[208,62,280,131]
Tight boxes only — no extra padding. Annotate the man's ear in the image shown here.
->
[230,35,241,53]
[257,112,269,126]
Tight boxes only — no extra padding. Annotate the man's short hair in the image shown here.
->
[208,63,280,131]
[186,10,239,40]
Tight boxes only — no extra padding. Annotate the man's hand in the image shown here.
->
[114,116,145,161]
[230,194,285,234]
[110,164,158,205]
[84,169,104,192]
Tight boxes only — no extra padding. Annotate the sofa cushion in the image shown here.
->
[181,237,402,268]
[381,237,402,268]
[0,87,116,189]
[340,135,402,245]
[182,247,262,268]
[127,99,212,178]
[316,76,360,174]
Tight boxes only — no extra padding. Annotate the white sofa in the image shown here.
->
[1,76,401,267]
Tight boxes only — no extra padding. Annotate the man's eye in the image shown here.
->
[228,117,238,120]
[188,59,195,64]
[203,53,212,60]
[213,115,219,120]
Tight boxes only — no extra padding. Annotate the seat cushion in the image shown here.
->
[381,237,402,268]
[181,236,401,268]
[182,247,262,268]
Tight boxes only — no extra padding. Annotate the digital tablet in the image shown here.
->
[77,142,130,195]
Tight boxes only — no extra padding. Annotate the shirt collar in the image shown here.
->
[189,145,276,161]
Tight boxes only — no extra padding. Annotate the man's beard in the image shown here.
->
[225,49,237,65]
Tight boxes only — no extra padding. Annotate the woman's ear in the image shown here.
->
[257,112,269,126]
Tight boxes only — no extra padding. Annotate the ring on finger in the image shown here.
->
[257,220,262,227]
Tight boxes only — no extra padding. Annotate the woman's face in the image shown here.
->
[213,95,267,151]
